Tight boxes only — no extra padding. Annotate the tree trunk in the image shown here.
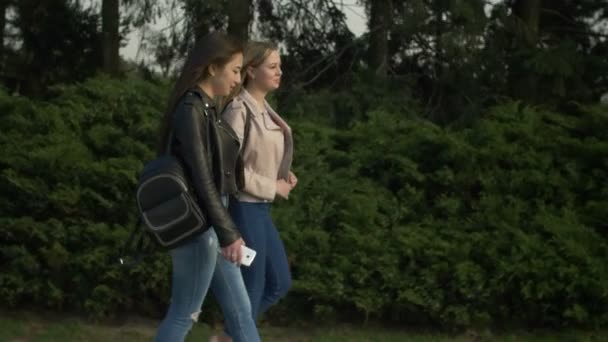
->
[434,0,445,81]
[0,0,9,60]
[368,0,392,77]
[102,0,120,75]
[227,0,252,42]
[0,1,6,46]
[512,0,541,46]
[509,0,542,101]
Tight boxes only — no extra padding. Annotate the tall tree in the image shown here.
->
[183,0,225,43]
[507,0,541,101]
[512,0,541,46]
[257,0,352,88]
[0,0,9,59]
[538,0,608,102]
[368,0,392,76]
[227,0,252,41]
[102,0,120,75]
[385,0,490,123]
[14,0,101,96]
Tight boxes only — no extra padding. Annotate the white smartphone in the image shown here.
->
[240,245,257,267]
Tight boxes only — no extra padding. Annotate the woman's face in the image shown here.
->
[210,52,243,96]
[248,50,282,92]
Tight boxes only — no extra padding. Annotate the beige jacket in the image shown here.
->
[222,88,293,202]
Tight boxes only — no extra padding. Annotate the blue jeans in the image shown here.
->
[156,199,261,342]
[228,198,292,321]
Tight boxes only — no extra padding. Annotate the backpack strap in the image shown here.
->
[118,217,150,266]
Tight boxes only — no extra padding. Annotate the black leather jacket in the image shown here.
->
[170,87,243,247]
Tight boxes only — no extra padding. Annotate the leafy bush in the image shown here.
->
[1,75,607,329]
[0,76,171,317]
[272,101,608,329]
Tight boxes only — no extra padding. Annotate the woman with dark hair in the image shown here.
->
[154,32,260,342]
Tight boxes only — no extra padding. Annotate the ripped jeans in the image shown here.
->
[155,227,260,342]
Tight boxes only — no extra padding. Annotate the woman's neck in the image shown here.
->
[245,85,268,111]
[198,81,214,99]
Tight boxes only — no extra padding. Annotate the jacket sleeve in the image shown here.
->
[223,101,277,201]
[173,99,241,247]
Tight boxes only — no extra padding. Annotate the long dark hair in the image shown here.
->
[157,31,243,154]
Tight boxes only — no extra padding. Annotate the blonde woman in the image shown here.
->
[220,41,296,338]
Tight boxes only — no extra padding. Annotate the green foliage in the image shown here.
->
[9,0,102,96]
[0,76,171,317]
[1,76,607,330]
[271,97,608,329]
[277,72,420,128]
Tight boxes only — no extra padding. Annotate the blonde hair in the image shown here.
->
[219,41,278,111]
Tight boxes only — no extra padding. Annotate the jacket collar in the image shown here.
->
[240,88,291,133]
[189,86,216,109]
[240,88,276,118]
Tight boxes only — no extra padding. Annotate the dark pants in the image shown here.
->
[228,197,292,320]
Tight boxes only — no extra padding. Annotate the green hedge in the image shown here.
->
[0,76,170,317]
[1,76,607,329]
[277,104,608,329]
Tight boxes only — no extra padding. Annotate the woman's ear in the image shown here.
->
[247,66,256,80]
[208,64,218,77]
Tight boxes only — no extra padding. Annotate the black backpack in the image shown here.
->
[119,95,253,264]
[135,148,208,249]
